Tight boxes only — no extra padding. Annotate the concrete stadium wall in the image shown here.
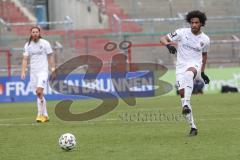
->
[48,0,108,29]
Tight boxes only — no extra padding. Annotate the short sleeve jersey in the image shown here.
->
[23,39,53,73]
[167,28,210,65]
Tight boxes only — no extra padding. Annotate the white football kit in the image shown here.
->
[23,38,53,90]
[167,28,210,89]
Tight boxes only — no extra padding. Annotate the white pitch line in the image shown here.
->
[0,123,57,126]
[0,117,31,122]
[198,117,240,121]
[0,117,240,127]
[0,123,38,126]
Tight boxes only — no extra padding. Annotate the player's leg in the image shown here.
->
[30,73,42,122]
[183,67,198,136]
[176,73,186,109]
[176,68,198,136]
[186,107,198,136]
[36,73,49,122]
[183,67,196,108]
[36,87,44,110]
[36,87,49,122]
[178,89,191,113]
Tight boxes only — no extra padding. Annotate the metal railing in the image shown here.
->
[0,32,240,76]
[112,14,240,34]
[0,16,73,31]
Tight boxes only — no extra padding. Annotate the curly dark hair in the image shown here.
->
[185,10,207,26]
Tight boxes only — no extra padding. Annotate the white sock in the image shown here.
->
[184,105,197,129]
[37,98,43,116]
[183,71,194,106]
[42,97,48,117]
[181,98,185,108]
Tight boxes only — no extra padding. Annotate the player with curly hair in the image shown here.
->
[160,10,210,136]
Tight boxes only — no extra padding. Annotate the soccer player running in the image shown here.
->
[160,10,210,136]
[21,26,56,123]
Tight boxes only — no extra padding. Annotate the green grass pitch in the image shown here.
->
[0,93,239,160]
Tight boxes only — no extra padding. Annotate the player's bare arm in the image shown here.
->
[48,53,55,71]
[201,52,210,84]
[48,53,56,80]
[160,35,177,54]
[160,35,171,45]
[201,52,208,72]
[21,55,28,80]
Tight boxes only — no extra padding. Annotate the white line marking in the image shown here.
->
[0,117,31,122]
[0,117,240,127]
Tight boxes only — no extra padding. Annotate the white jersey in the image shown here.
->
[167,28,210,68]
[23,38,53,73]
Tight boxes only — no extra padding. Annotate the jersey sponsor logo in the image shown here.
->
[31,51,44,55]
[169,32,177,38]
[182,44,201,52]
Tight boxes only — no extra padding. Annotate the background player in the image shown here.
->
[160,10,210,136]
[21,26,55,123]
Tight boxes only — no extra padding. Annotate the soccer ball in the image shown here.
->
[58,133,76,151]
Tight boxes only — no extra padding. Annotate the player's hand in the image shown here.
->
[166,44,177,54]
[50,70,57,81]
[21,72,26,80]
[201,72,210,84]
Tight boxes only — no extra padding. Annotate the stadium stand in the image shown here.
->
[114,0,240,68]
[0,0,142,75]
[0,0,240,76]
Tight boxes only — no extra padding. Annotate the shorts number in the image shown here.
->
[176,81,180,88]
